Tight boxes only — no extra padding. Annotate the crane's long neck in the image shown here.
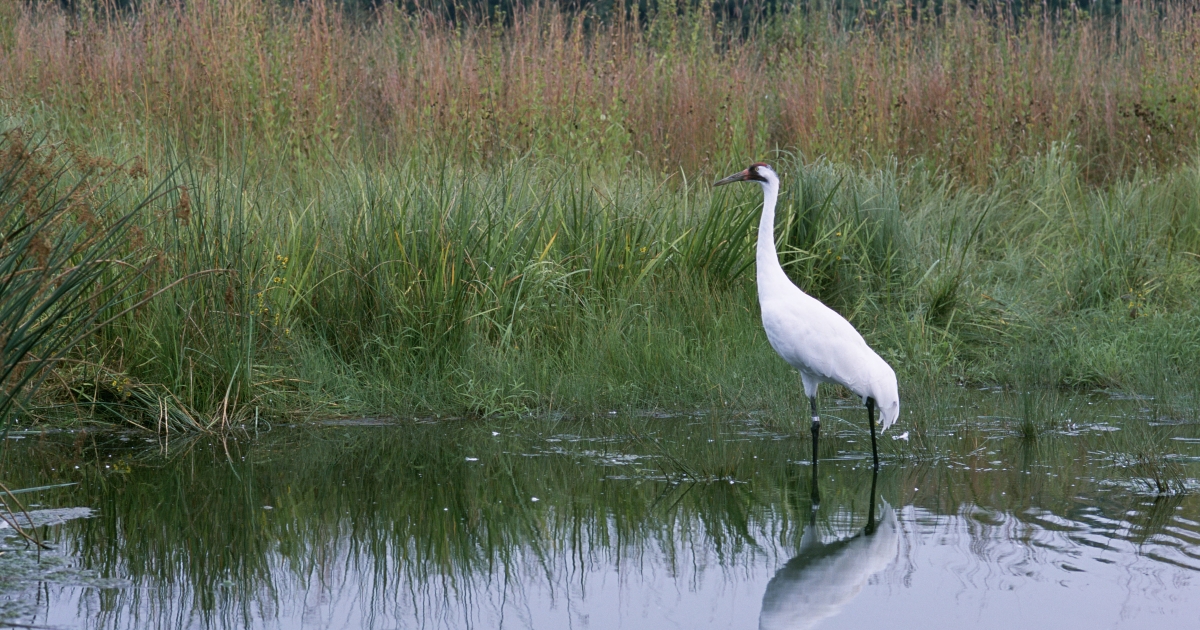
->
[756,179,790,291]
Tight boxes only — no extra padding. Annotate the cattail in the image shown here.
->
[175,185,191,223]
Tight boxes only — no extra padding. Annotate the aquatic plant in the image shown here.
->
[1107,419,1190,495]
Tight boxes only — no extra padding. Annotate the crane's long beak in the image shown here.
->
[713,169,749,187]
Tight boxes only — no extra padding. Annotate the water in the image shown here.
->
[4,391,1200,629]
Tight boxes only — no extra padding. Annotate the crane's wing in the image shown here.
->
[760,288,877,396]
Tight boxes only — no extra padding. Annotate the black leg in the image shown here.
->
[810,454,821,508]
[809,395,820,467]
[809,394,820,507]
[865,468,878,535]
[867,396,878,472]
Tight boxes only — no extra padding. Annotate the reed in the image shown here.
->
[1107,419,1190,495]
[2,1,1199,182]
[0,129,154,430]
[0,128,165,546]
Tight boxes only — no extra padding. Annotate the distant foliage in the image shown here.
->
[2,0,1198,182]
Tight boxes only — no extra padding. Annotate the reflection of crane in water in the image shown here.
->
[714,163,899,471]
[759,473,898,630]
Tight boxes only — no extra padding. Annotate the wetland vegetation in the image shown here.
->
[4,1,1200,627]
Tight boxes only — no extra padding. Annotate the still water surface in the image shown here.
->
[4,392,1200,629]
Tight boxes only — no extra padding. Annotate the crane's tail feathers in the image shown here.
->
[877,404,899,433]
[864,394,899,433]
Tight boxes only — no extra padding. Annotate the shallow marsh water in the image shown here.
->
[3,390,1200,629]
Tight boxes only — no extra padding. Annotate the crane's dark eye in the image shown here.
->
[747,163,769,182]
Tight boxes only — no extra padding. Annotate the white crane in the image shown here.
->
[714,163,899,470]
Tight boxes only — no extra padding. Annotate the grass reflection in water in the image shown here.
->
[3,390,1200,629]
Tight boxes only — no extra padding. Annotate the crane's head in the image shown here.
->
[714,163,778,188]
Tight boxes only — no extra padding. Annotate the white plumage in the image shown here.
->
[715,163,900,468]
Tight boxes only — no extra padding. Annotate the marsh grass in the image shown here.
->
[1011,389,1075,441]
[2,4,1200,429]
[3,1,1200,182]
[0,130,148,429]
[0,134,1191,429]
[1107,418,1190,495]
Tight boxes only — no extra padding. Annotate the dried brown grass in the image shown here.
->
[1,1,1198,181]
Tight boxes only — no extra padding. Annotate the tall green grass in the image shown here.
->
[0,129,153,429]
[2,2,1200,427]
[0,131,1190,427]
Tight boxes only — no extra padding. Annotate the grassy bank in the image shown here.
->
[2,129,1199,429]
[1,2,1199,430]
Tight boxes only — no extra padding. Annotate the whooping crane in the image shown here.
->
[714,163,899,471]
